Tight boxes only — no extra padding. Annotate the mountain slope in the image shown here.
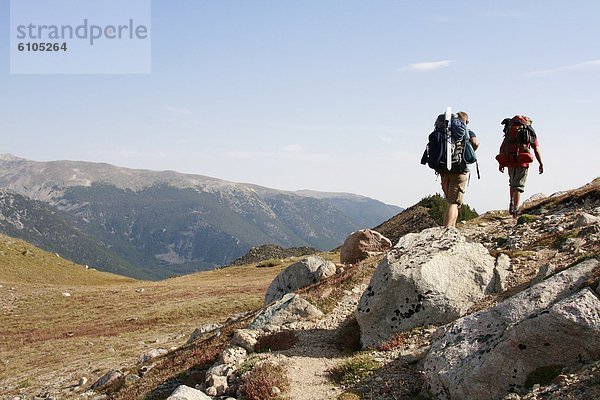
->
[0,231,134,285]
[0,189,155,279]
[0,155,402,279]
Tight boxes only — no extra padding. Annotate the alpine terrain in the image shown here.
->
[0,154,401,279]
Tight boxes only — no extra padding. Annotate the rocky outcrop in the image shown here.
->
[356,227,496,347]
[264,256,336,304]
[423,258,600,400]
[340,229,392,265]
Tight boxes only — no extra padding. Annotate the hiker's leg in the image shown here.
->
[443,173,467,227]
[511,167,528,216]
[513,190,522,210]
[444,203,459,227]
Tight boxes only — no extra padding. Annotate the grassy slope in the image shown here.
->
[0,242,315,398]
[0,233,134,286]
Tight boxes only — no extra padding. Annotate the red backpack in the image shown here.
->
[496,115,537,167]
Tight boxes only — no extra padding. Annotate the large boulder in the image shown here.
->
[423,258,600,400]
[356,227,495,347]
[264,256,336,304]
[340,229,392,264]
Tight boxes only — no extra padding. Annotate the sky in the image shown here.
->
[1,0,599,213]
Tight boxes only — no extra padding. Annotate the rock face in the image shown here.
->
[340,229,392,265]
[356,227,496,347]
[264,256,336,304]
[423,258,600,400]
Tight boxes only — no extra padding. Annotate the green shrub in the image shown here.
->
[417,194,478,225]
[257,259,283,268]
[516,214,539,225]
[328,353,381,386]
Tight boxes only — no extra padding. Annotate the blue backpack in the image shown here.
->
[421,114,471,171]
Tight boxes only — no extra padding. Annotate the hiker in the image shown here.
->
[421,110,480,228]
[495,115,544,217]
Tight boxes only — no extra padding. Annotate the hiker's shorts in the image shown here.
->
[508,166,529,192]
[440,172,469,206]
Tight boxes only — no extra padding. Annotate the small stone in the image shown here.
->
[138,348,168,364]
[220,346,247,365]
[271,386,281,396]
[78,377,88,386]
[62,292,71,297]
[206,386,217,396]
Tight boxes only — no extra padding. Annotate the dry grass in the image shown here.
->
[239,361,290,400]
[0,233,133,285]
[0,241,305,399]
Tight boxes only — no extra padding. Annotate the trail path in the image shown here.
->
[275,285,367,400]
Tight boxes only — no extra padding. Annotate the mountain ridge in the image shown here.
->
[0,155,402,279]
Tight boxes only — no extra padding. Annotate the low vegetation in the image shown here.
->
[417,193,478,225]
[239,362,290,400]
[0,244,297,399]
[328,353,381,386]
[256,259,283,268]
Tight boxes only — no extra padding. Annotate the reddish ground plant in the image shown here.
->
[239,362,290,400]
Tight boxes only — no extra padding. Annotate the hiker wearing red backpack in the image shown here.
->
[495,115,544,218]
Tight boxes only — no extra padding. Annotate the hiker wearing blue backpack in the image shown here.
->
[421,111,480,227]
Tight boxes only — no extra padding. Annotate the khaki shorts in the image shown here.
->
[508,166,529,192]
[440,172,469,205]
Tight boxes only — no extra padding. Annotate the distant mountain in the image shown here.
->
[0,155,402,279]
[0,189,157,279]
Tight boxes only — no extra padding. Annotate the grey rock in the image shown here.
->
[573,212,599,228]
[166,385,212,400]
[423,258,600,400]
[137,348,168,364]
[531,263,557,285]
[231,329,259,353]
[340,229,392,265]
[264,256,336,304]
[188,323,222,344]
[220,346,247,365]
[90,369,124,391]
[206,374,227,395]
[522,193,546,206]
[206,363,236,378]
[250,293,323,330]
[494,254,511,293]
[356,227,495,347]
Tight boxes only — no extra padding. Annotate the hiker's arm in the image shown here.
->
[533,145,544,174]
[470,136,480,150]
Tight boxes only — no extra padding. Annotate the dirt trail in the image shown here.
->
[274,285,367,400]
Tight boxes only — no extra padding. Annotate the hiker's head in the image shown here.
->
[457,111,469,124]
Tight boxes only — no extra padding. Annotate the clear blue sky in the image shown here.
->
[1,0,599,212]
